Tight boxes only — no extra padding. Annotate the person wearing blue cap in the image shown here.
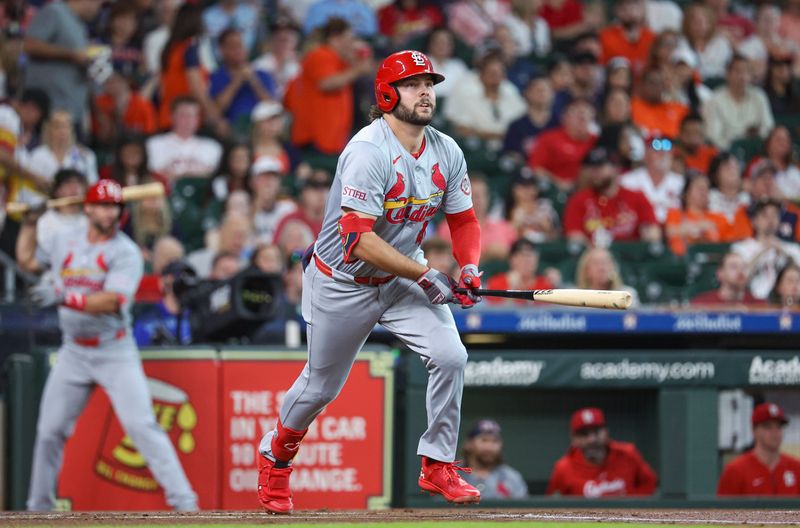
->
[461,419,528,499]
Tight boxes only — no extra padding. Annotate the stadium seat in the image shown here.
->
[609,241,670,263]
[481,259,509,280]
[637,260,690,304]
[535,239,586,266]
[170,178,216,253]
[730,137,764,165]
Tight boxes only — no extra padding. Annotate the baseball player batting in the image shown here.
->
[16,179,198,511]
[257,50,483,513]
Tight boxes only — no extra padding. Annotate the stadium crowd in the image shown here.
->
[0,0,799,340]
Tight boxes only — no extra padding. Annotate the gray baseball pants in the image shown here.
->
[274,258,468,462]
[26,339,198,511]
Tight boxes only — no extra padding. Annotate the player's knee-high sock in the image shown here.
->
[271,419,307,466]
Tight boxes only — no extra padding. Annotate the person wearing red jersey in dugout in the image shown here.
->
[718,402,800,496]
[547,407,658,498]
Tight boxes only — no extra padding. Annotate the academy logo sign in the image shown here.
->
[749,355,800,385]
[465,357,545,386]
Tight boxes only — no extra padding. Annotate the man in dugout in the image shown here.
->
[718,402,800,496]
[547,407,658,497]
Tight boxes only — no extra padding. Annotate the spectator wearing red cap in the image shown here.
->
[461,419,528,499]
[718,403,800,496]
[563,146,660,245]
[547,407,658,498]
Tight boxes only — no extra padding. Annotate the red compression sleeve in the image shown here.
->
[445,208,481,268]
[338,212,376,263]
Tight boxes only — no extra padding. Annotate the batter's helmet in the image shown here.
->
[85,179,124,205]
[374,50,445,112]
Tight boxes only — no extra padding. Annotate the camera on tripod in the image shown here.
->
[171,263,283,344]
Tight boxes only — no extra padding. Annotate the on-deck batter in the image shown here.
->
[257,50,484,514]
[17,179,198,511]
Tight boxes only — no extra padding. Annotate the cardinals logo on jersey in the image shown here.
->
[431,163,446,191]
[384,172,406,205]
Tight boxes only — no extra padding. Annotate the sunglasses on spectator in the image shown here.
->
[649,138,672,152]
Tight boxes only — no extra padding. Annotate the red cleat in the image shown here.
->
[257,454,294,514]
[418,456,481,504]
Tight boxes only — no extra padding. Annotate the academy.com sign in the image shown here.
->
[580,359,715,383]
[749,356,800,385]
[465,357,545,386]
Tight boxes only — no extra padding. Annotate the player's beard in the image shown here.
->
[393,99,435,126]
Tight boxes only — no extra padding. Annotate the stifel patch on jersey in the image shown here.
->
[342,185,367,202]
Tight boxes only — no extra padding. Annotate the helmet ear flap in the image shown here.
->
[376,81,399,112]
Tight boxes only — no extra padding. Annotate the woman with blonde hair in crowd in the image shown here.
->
[26,109,98,184]
[675,2,732,80]
[575,246,639,306]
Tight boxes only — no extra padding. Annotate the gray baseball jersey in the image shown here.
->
[35,224,142,341]
[261,118,474,468]
[314,118,473,276]
[27,224,197,511]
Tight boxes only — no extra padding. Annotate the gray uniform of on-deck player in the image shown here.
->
[259,117,473,463]
[27,224,197,510]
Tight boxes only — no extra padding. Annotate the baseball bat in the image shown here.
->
[456,288,633,310]
[5,181,166,215]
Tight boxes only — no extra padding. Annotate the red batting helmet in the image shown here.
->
[85,179,124,205]
[374,50,445,112]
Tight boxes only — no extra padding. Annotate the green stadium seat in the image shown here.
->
[703,77,726,90]
[534,239,586,266]
[637,260,690,305]
[609,241,670,263]
[170,178,216,253]
[481,259,509,281]
[730,136,764,165]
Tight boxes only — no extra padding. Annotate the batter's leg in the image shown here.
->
[27,346,93,511]
[380,280,468,463]
[96,348,198,510]
[257,262,383,513]
[275,262,383,433]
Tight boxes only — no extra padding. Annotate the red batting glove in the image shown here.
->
[454,264,482,309]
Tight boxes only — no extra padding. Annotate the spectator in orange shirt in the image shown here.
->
[691,252,765,308]
[599,0,655,72]
[93,70,157,146]
[665,171,732,256]
[631,67,690,139]
[718,403,800,496]
[287,18,372,155]
[528,98,597,190]
[674,114,718,176]
[158,3,226,135]
[547,407,657,497]
[486,238,556,305]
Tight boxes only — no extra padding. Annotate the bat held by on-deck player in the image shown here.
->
[5,181,166,216]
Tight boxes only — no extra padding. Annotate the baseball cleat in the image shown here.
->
[418,456,481,504]
[258,454,294,514]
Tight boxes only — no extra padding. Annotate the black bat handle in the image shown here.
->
[454,288,537,300]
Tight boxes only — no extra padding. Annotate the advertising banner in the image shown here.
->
[57,351,219,510]
[219,351,395,510]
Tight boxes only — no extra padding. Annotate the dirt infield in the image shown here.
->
[3,509,800,526]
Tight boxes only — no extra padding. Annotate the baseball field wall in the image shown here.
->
[5,346,800,510]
